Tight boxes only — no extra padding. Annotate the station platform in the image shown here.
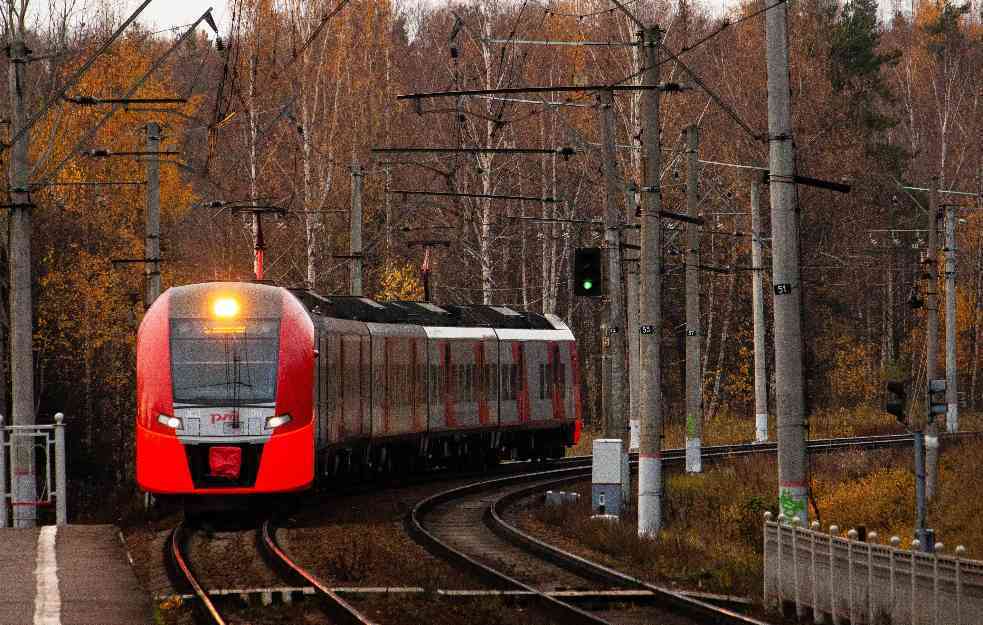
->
[0,525,151,625]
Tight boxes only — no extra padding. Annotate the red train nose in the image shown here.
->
[209,446,242,479]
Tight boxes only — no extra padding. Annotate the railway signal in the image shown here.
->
[573,248,603,297]
[885,380,906,424]
[928,379,947,420]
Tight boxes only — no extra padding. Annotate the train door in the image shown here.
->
[316,324,330,448]
[526,340,551,423]
[476,338,499,428]
[427,340,449,431]
[498,341,518,425]
[451,339,478,428]
[368,324,427,438]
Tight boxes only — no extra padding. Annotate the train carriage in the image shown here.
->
[136,281,581,498]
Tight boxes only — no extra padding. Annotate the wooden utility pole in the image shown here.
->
[145,122,162,308]
[598,90,628,446]
[765,0,809,524]
[751,177,770,442]
[925,180,940,499]
[351,163,364,296]
[684,125,703,473]
[7,14,36,528]
[638,24,664,535]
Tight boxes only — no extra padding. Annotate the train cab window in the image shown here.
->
[170,318,279,405]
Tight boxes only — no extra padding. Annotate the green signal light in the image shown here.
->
[582,280,593,291]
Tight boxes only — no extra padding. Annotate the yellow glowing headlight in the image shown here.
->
[213,297,240,318]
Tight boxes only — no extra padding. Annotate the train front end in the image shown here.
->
[136,282,315,496]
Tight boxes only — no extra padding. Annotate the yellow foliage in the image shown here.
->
[29,33,199,422]
[375,262,423,302]
[826,336,880,407]
[815,466,914,532]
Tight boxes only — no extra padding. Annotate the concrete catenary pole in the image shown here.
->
[751,177,770,443]
[638,25,665,536]
[765,0,809,524]
[598,90,628,447]
[625,184,641,450]
[0,414,6,528]
[351,163,364,296]
[925,181,940,499]
[7,18,37,528]
[684,125,703,473]
[944,204,958,432]
[145,122,162,308]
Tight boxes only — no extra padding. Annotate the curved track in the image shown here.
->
[167,523,227,625]
[168,520,378,625]
[260,520,378,625]
[409,432,980,625]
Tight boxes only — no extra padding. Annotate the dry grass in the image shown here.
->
[529,430,983,607]
[579,408,983,451]
[813,438,983,556]
[527,454,777,598]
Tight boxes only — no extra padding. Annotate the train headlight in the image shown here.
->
[212,297,240,319]
[157,414,183,430]
[266,414,292,429]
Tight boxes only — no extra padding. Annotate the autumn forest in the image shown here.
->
[1,0,981,516]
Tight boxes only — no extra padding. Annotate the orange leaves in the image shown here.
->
[824,335,881,408]
[375,261,424,302]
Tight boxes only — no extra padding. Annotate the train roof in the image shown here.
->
[287,288,561,331]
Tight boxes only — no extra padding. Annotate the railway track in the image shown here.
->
[408,431,980,625]
[167,520,378,625]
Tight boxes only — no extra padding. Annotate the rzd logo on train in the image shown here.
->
[210,412,237,424]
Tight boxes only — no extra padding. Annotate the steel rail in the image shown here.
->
[407,465,614,625]
[168,523,226,625]
[489,451,778,625]
[259,520,378,625]
[411,432,983,625]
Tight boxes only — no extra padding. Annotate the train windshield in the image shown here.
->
[170,318,280,405]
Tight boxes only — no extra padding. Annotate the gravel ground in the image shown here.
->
[123,467,565,624]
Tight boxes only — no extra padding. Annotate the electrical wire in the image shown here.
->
[541,0,642,19]
[609,0,788,89]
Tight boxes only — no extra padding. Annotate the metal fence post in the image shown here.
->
[777,514,785,610]
[955,545,966,625]
[54,413,67,526]
[0,414,6,528]
[811,521,821,624]
[847,529,857,625]
[912,539,921,625]
[793,517,804,619]
[890,536,901,623]
[933,543,943,625]
[763,512,773,606]
[830,525,841,625]
[868,532,878,624]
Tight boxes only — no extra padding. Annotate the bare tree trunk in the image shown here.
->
[702,275,715,379]
[707,248,739,419]
[972,231,983,408]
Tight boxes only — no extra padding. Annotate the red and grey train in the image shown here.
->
[136,282,582,497]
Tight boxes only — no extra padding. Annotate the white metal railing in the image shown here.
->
[0,413,67,527]
[763,512,983,625]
